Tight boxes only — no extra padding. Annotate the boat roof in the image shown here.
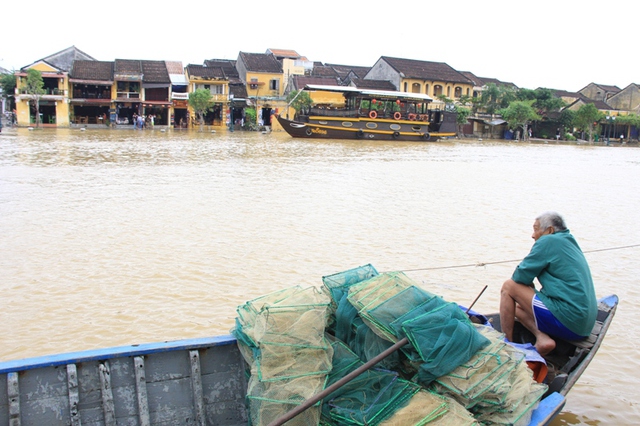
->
[304,84,434,102]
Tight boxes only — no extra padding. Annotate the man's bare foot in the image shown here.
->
[535,334,556,356]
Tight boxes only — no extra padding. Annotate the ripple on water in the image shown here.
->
[1,129,639,423]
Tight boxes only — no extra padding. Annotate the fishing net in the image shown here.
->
[432,326,548,425]
[233,265,547,426]
[233,285,334,426]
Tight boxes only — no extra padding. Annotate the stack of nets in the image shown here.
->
[431,326,548,426]
[233,265,547,426]
[233,286,333,426]
[321,336,478,426]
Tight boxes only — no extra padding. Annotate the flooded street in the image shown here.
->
[1,127,639,424]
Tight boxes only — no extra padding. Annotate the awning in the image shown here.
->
[70,99,112,105]
[142,101,172,107]
[170,75,188,85]
[69,79,114,85]
[142,83,170,89]
[468,117,507,126]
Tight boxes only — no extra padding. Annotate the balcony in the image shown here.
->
[116,92,141,101]
[211,94,228,102]
[18,88,65,96]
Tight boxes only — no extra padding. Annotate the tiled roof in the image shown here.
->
[69,60,114,81]
[238,52,282,73]
[141,60,170,83]
[27,46,96,72]
[325,64,371,79]
[230,84,248,98]
[186,64,226,79]
[165,61,184,75]
[380,56,473,85]
[594,83,621,93]
[204,59,239,78]
[291,75,340,90]
[115,59,143,74]
[567,98,612,110]
[552,89,583,99]
[266,48,300,59]
[351,79,397,91]
[459,71,481,86]
[311,65,340,77]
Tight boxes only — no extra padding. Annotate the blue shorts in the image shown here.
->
[532,295,586,341]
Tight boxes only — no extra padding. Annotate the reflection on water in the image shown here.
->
[1,128,639,424]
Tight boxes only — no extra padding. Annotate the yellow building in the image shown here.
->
[14,46,95,127]
[236,52,284,99]
[365,56,474,101]
[15,62,70,127]
[185,63,230,127]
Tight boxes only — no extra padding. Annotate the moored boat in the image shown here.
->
[0,291,616,425]
[277,85,457,142]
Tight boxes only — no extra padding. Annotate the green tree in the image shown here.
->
[0,72,16,112]
[532,88,566,117]
[25,69,45,127]
[498,100,540,140]
[286,90,313,116]
[574,103,603,142]
[188,89,212,132]
[478,83,516,114]
[243,107,257,131]
[454,105,471,136]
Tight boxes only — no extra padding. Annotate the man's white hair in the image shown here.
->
[536,211,567,232]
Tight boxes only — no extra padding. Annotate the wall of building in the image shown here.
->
[609,85,640,112]
[364,60,400,90]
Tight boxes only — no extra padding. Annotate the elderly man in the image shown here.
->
[500,212,597,355]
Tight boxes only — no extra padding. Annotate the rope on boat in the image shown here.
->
[395,243,640,273]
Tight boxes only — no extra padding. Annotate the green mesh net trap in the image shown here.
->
[232,265,547,426]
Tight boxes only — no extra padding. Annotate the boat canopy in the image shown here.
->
[303,84,434,103]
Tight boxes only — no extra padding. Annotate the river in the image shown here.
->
[1,127,638,424]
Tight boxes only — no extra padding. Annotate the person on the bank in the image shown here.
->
[499,211,597,355]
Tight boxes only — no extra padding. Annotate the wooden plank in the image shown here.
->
[99,362,117,426]
[8,372,20,426]
[67,364,80,426]
[190,350,206,426]
[134,356,150,426]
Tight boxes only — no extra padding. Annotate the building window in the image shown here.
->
[446,86,451,97]
[433,85,443,97]
[269,79,279,91]
[425,84,429,95]
[412,83,420,93]
[454,87,462,98]
[403,82,408,92]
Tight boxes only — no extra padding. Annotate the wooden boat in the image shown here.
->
[0,295,617,425]
[276,84,457,142]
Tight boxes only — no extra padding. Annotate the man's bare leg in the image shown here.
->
[500,279,555,354]
[515,305,556,355]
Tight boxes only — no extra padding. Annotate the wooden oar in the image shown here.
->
[466,285,488,315]
[266,284,489,426]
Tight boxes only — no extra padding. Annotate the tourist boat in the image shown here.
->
[0,294,617,425]
[276,84,458,141]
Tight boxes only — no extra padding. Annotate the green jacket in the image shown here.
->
[512,229,597,337]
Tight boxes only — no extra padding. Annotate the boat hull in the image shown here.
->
[276,114,455,141]
[0,295,617,425]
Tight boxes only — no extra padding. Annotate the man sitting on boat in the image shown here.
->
[499,211,598,355]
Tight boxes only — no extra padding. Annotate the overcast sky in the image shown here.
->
[2,0,636,93]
